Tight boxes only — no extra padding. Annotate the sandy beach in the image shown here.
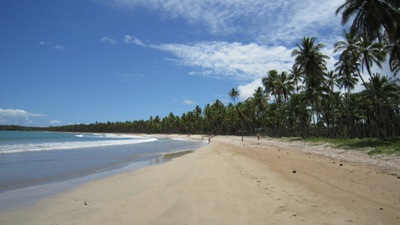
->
[1,135,399,225]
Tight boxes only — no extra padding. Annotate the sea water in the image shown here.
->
[0,131,207,210]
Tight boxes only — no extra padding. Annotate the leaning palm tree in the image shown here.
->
[336,0,400,76]
[336,0,400,42]
[386,37,400,76]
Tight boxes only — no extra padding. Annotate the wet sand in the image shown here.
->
[1,135,399,225]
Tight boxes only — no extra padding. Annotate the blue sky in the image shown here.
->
[1,0,384,126]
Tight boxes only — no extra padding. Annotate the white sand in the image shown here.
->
[1,135,399,225]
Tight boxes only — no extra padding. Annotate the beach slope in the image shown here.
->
[1,136,399,225]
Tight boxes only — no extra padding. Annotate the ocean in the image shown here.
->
[0,130,207,210]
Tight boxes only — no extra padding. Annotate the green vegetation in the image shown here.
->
[299,137,400,156]
[1,1,400,155]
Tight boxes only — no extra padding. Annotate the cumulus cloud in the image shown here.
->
[101,36,118,44]
[237,79,263,101]
[0,108,45,126]
[49,120,63,125]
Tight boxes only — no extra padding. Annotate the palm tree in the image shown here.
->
[262,70,279,100]
[228,88,239,105]
[362,73,400,137]
[292,37,329,130]
[336,0,400,76]
[250,87,268,133]
[289,65,303,93]
[292,37,329,88]
[324,71,338,93]
[333,30,365,88]
[358,35,386,79]
[336,67,359,93]
[334,29,361,65]
[336,0,400,42]
[334,40,360,93]
[252,87,268,116]
[334,30,385,87]
[387,37,400,76]
[287,93,311,137]
[275,71,295,102]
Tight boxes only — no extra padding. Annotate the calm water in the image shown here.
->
[0,131,206,210]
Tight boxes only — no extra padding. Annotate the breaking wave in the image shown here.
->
[0,136,158,154]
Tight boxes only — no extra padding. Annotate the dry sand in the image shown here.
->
[1,135,399,225]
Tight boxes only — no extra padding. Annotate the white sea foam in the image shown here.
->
[171,137,189,141]
[0,137,158,154]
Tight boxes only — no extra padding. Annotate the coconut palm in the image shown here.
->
[387,37,400,75]
[334,29,361,65]
[362,73,400,137]
[275,71,295,102]
[334,55,360,93]
[334,31,385,85]
[336,0,400,42]
[289,65,303,93]
[334,30,366,88]
[228,88,239,105]
[358,35,386,79]
[249,87,268,133]
[324,71,338,93]
[336,0,400,75]
[292,37,329,129]
[336,68,359,94]
[262,70,279,100]
[292,37,329,88]
[252,87,268,116]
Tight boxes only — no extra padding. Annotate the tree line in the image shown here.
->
[2,0,400,138]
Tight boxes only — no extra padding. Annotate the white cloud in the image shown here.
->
[238,79,263,101]
[0,108,45,126]
[101,36,118,44]
[38,41,52,45]
[38,41,65,50]
[102,0,361,99]
[102,0,348,85]
[154,41,293,80]
[105,0,343,43]
[49,120,63,125]
[183,99,195,105]
[124,35,146,46]
[54,45,65,50]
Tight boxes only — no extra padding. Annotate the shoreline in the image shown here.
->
[1,135,399,224]
[0,134,206,212]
